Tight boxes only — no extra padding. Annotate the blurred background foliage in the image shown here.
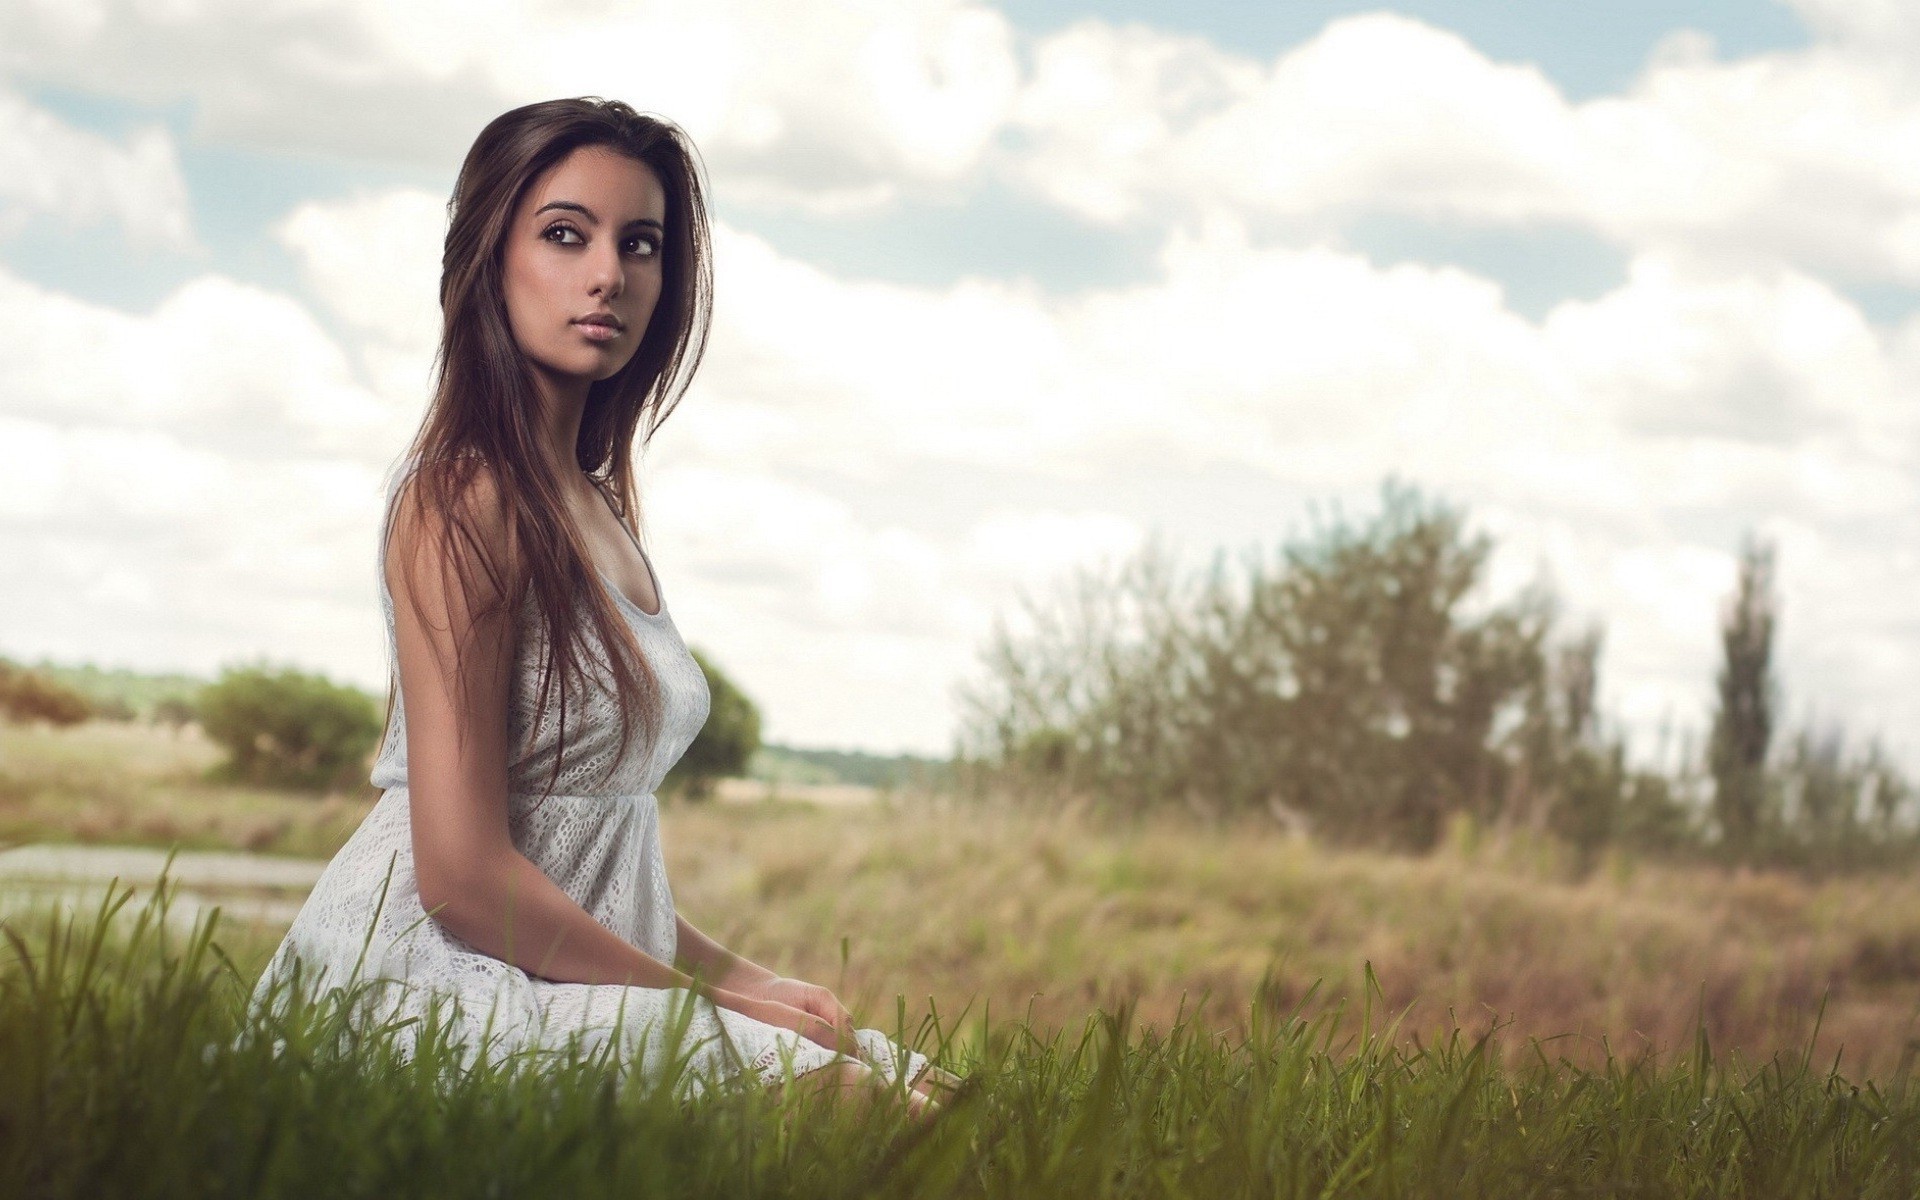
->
[959,481,1914,875]
[195,663,384,792]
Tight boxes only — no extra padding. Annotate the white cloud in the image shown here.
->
[11,1,1920,290]
[1783,0,1920,61]
[0,0,1019,213]
[0,412,386,686]
[1002,13,1920,288]
[276,189,446,350]
[0,87,192,247]
[0,416,66,519]
[1543,256,1908,453]
[1007,16,1574,228]
[0,259,409,689]
[8,0,1920,290]
[963,510,1144,588]
[0,268,400,455]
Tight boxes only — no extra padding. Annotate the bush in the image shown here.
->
[197,663,382,791]
[152,695,199,733]
[0,660,95,727]
[665,648,761,801]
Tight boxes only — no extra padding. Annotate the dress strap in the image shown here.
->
[589,478,667,618]
[590,478,649,561]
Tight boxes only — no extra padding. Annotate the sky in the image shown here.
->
[0,0,1915,769]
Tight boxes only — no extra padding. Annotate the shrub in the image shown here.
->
[0,660,95,727]
[666,648,761,801]
[197,663,382,791]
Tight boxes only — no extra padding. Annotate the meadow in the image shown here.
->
[4,719,1920,1196]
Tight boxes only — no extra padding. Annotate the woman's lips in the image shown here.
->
[573,318,623,342]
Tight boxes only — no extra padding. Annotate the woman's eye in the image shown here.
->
[623,235,659,258]
[543,223,584,245]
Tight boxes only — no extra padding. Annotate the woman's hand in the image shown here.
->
[671,919,859,1055]
[760,976,855,1029]
[729,977,858,1056]
[728,991,859,1057]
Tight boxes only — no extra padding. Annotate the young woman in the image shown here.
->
[250,98,958,1119]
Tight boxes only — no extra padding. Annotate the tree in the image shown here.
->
[1708,535,1777,856]
[1243,484,1552,847]
[1534,627,1621,864]
[153,695,199,735]
[666,648,761,800]
[960,482,1555,848]
[197,662,382,791]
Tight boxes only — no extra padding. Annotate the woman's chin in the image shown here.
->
[591,357,637,383]
[531,351,636,388]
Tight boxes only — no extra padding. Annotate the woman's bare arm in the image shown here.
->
[674,912,778,992]
[387,467,816,1033]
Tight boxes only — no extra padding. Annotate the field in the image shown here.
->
[0,720,376,857]
[4,719,1920,1196]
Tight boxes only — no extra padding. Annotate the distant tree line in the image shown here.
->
[753,744,954,790]
[958,482,1915,872]
[2,647,765,800]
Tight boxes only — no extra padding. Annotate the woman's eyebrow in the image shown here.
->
[533,201,663,231]
[535,199,597,223]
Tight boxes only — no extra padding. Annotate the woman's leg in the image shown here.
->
[908,1061,964,1105]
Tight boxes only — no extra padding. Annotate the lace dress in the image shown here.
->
[248,463,930,1100]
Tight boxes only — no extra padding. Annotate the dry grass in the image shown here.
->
[710,776,879,808]
[661,796,1920,1082]
[7,720,1919,1081]
[0,720,377,858]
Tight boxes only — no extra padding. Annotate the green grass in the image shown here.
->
[4,876,1919,1198]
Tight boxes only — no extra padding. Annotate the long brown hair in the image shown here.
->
[384,97,712,800]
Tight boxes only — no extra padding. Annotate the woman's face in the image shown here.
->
[501,145,667,396]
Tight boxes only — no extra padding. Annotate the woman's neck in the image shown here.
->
[532,369,591,480]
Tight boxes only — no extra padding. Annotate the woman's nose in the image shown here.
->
[588,246,624,300]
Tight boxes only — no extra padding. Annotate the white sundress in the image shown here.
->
[248,461,930,1100]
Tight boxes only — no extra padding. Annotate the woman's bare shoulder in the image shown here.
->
[385,456,522,612]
